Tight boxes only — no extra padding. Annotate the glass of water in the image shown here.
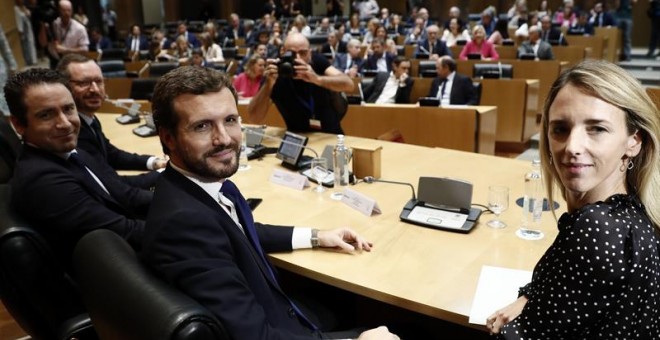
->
[487,185,509,229]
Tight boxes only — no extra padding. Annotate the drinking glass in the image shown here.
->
[310,158,328,193]
[487,185,509,228]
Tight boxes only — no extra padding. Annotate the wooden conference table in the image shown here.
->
[99,113,565,330]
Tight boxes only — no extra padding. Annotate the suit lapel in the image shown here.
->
[163,168,286,292]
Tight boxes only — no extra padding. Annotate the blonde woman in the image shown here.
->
[200,32,224,63]
[233,54,265,99]
[488,60,660,339]
[459,25,499,60]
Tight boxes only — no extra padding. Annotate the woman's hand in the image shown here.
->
[486,296,528,334]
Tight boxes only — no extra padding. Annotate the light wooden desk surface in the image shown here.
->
[98,113,566,329]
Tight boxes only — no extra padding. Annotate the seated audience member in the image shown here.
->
[515,11,541,37]
[372,25,397,56]
[361,18,381,47]
[233,54,265,98]
[291,14,312,37]
[333,38,363,78]
[270,21,286,48]
[379,7,390,27]
[321,31,347,59]
[459,25,499,60]
[125,24,148,56]
[89,27,112,52]
[243,19,257,46]
[361,38,395,73]
[224,13,245,43]
[56,54,166,189]
[363,56,413,104]
[312,17,334,36]
[588,2,615,27]
[567,11,594,35]
[415,24,451,59]
[200,32,224,63]
[517,25,554,60]
[190,49,210,68]
[6,68,152,264]
[540,14,567,45]
[442,18,471,47]
[335,22,352,43]
[387,14,406,36]
[428,56,478,105]
[173,21,201,49]
[248,32,354,134]
[404,17,426,45]
[143,66,398,340]
[554,3,576,29]
[487,60,660,339]
[346,13,364,37]
[478,7,500,42]
[443,6,467,31]
[173,35,192,63]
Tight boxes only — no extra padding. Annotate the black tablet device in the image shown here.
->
[418,97,440,107]
[276,131,309,169]
[467,53,482,60]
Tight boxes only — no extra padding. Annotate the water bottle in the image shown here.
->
[522,159,543,230]
[333,135,351,187]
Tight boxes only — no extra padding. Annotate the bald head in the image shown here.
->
[284,32,311,62]
[59,0,73,21]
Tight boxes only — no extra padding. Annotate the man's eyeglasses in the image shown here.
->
[70,79,104,89]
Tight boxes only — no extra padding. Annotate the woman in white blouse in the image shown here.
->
[200,32,224,63]
[441,18,471,47]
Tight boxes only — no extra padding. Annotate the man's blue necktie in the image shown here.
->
[219,179,318,331]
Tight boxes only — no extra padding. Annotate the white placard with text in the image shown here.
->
[341,188,381,216]
[270,169,309,190]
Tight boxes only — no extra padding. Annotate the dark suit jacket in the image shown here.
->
[10,145,151,264]
[363,72,414,103]
[541,28,568,45]
[428,73,478,105]
[414,39,451,58]
[182,31,201,48]
[517,40,554,60]
[124,34,149,52]
[332,53,363,73]
[77,115,160,189]
[320,41,347,55]
[361,52,395,73]
[141,167,317,340]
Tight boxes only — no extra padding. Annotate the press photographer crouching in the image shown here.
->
[248,32,354,134]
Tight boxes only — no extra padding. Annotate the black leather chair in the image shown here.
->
[99,48,127,61]
[148,61,179,77]
[98,60,127,78]
[0,184,95,340]
[73,229,230,340]
[130,78,158,100]
[418,60,437,78]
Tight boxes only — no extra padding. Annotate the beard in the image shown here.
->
[179,142,241,180]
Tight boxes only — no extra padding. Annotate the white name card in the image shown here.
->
[341,188,381,216]
[270,169,309,190]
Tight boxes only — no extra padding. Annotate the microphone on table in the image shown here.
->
[363,176,416,201]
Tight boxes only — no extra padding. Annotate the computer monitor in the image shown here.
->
[276,131,309,169]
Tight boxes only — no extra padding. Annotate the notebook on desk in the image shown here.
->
[400,177,482,233]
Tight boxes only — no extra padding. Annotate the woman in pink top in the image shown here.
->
[459,25,500,60]
[233,54,265,99]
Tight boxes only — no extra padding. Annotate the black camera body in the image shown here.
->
[277,51,296,78]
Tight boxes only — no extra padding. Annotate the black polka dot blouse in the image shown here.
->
[498,194,660,339]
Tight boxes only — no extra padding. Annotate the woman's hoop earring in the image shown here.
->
[628,159,634,170]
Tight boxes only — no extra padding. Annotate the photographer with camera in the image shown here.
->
[248,32,354,134]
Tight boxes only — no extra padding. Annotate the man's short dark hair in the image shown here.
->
[439,56,457,72]
[392,55,409,67]
[4,68,69,126]
[152,66,237,154]
[56,53,93,78]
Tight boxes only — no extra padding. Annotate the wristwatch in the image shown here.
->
[311,229,320,248]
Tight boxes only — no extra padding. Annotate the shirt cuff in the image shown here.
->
[146,156,157,170]
[292,227,313,249]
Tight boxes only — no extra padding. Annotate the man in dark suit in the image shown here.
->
[589,2,616,27]
[517,26,554,60]
[414,25,451,59]
[320,32,347,60]
[363,56,413,103]
[142,66,397,340]
[174,22,201,49]
[361,38,395,74]
[540,15,568,45]
[125,24,149,55]
[223,13,245,46]
[56,54,167,189]
[6,68,151,264]
[428,56,478,105]
[333,38,363,78]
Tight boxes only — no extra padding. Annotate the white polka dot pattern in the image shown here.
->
[498,195,660,339]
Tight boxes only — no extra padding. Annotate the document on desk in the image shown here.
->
[469,265,532,325]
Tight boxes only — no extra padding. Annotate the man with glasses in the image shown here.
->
[248,32,354,134]
[56,54,167,189]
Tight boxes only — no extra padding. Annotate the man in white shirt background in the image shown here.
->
[363,56,413,104]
